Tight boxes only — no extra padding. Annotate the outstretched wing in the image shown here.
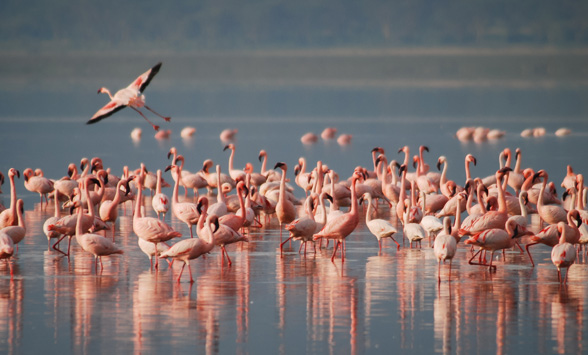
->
[87,100,126,124]
[127,62,162,93]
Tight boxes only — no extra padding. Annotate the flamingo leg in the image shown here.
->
[177,263,186,283]
[378,239,382,252]
[280,236,293,255]
[187,261,194,283]
[144,105,171,122]
[331,241,340,262]
[130,106,160,131]
[392,237,400,250]
[468,249,486,267]
[489,251,497,271]
[525,242,538,267]
[448,259,452,282]
[437,261,441,283]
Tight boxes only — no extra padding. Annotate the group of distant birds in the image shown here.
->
[456,126,572,143]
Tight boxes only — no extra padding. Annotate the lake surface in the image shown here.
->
[1,50,588,354]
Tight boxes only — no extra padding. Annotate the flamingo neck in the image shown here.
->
[134,180,143,218]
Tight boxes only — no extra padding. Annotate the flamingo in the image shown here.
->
[23,168,54,208]
[362,192,399,251]
[0,168,20,229]
[211,215,248,266]
[74,192,123,271]
[99,178,130,235]
[137,238,171,270]
[274,162,296,240]
[43,188,65,252]
[132,174,182,268]
[464,218,521,271]
[0,232,15,279]
[224,143,246,181]
[151,169,170,220]
[160,214,219,283]
[458,168,511,237]
[551,221,576,283]
[535,170,567,226]
[282,194,317,255]
[165,163,200,238]
[313,173,361,262]
[2,199,26,249]
[434,217,457,282]
[218,181,248,232]
[88,62,170,131]
[207,165,229,218]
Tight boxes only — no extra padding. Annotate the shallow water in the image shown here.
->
[1,52,588,354]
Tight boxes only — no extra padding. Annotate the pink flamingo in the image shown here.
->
[458,168,511,237]
[535,170,567,226]
[274,162,297,240]
[552,221,576,283]
[160,214,218,283]
[132,174,182,268]
[99,178,130,236]
[211,215,248,266]
[165,162,200,238]
[2,199,26,250]
[218,181,248,232]
[151,169,170,220]
[23,168,54,208]
[362,192,399,251]
[43,188,65,252]
[88,62,170,131]
[282,194,318,255]
[0,168,20,229]
[74,189,123,271]
[0,232,15,279]
[464,218,521,271]
[224,143,246,181]
[313,173,361,262]
[434,217,457,282]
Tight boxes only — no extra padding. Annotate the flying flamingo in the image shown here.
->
[0,168,20,229]
[88,62,170,131]
[160,214,219,283]
[313,173,361,262]
[434,217,457,282]
[362,192,399,251]
[551,221,576,283]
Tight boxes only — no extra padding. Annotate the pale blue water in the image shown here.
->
[1,52,588,354]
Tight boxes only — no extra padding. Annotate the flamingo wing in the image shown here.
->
[127,62,162,93]
[88,100,126,124]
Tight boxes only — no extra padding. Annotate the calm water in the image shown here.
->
[1,52,588,354]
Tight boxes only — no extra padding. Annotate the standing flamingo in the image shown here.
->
[282,194,318,255]
[464,218,521,271]
[160,214,219,283]
[274,162,296,240]
[0,232,15,279]
[2,200,26,250]
[434,217,457,282]
[43,188,65,252]
[132,174,182,268]
[362,192,399,251]
[0,169,20,229]
[74,189,124,271]
[23,168,54,208]
[165,163,200,238]
[313,173,361,262]
[151,169,170,220]
[535,170,567,226]
[88,62,170,131]
[551,221,576,283]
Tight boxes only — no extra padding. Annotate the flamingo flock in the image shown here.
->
[1,142,587,285]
